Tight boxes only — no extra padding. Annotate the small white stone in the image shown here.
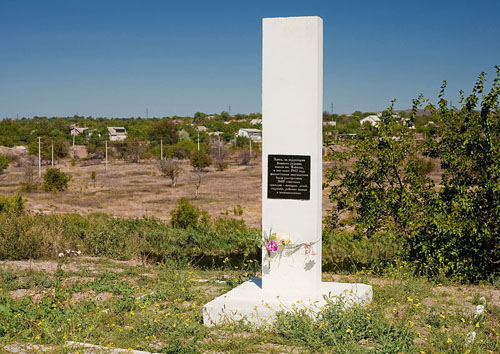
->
[475,304,485,317]
[466,331,476,344]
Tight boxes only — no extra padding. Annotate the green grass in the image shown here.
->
[0,258,498,353]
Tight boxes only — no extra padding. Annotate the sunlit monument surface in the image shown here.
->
[203,16,372,326]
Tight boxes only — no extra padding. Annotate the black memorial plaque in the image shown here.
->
[267,154,311,200]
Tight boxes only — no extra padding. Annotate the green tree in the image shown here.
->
[326,68,500,281]
[148,119,178,145]
[170,198,200,228]
[43,168,71,192]
[190,150,212,171]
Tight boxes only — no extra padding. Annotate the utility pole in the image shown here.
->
[51,143,54,167]
[218,135,222,160]
[197,130,200,151]
[146,108,149,119]
[249,139,252,166]
[228,105,231,116]
[38,137,41,178]
[160,138,163,161]
[105,140,108,172]
[330,102,334,115]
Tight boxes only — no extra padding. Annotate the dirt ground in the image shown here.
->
[0,158,338,228]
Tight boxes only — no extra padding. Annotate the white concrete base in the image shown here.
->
[203,278,372,327]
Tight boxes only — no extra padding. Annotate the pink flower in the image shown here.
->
[266,240,278,252]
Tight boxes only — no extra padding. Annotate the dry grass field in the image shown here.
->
[0,158,340,228]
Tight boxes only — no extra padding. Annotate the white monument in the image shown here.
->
[203,16,372,326]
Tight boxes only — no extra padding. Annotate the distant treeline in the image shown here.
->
[0,112,262,161]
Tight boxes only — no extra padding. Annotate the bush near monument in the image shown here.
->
[0,198,259,262]
[327,68,500,282]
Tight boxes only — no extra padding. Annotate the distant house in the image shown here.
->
[323,121,337,127]
[70,124,88,136]
[337,133,357,141]
[196,126,208,132]
[207,131,223,137]
[107,127,127,141]
[238,128,262,142]
[360,115,381,127]
[250,118,262,125]
[401,117,415,129]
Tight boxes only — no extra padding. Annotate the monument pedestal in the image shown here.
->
[203,279,372,326]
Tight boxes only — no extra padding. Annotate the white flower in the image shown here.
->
[475,304,485,317]
[466,331,476,344]
[58,253,64,258]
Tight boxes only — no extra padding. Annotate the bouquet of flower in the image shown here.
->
[262,231,291,257]
[261,230,318,268]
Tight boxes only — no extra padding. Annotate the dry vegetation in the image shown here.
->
[0,157,344,228]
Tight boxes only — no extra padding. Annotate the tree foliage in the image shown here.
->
[0,156,9,174]
[43,168,71,192]
[170,198,200,229]
[327,68,500,281]
[148,119,178,145]
[190,150,212,171]
[158,158,182,187]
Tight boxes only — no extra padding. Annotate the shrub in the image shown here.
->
[0,155,9,174]
[233,205,243,216]
[0,194,24,215]
[326,69,500,281]
[43,168,70,192]
[190,150,211,171]
[238,150,251,165]
[215,160,228,171]
[173,140,197,159]
[20,163,38,192]
[322,228,402,272]
[170,198,200,229]
[158,159,182,187]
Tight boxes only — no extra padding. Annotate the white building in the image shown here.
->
[70,124,88,136]
[250,118,262,125]
[360,115,381,127]
[238,128,262,142]
[323,121,336,127]
[107,127,127,141]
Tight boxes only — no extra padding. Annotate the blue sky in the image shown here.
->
[0,0,499,118]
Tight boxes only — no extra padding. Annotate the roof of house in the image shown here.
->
[360,115,381,123]
[239,128,262,133]
[107,127,127,134]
